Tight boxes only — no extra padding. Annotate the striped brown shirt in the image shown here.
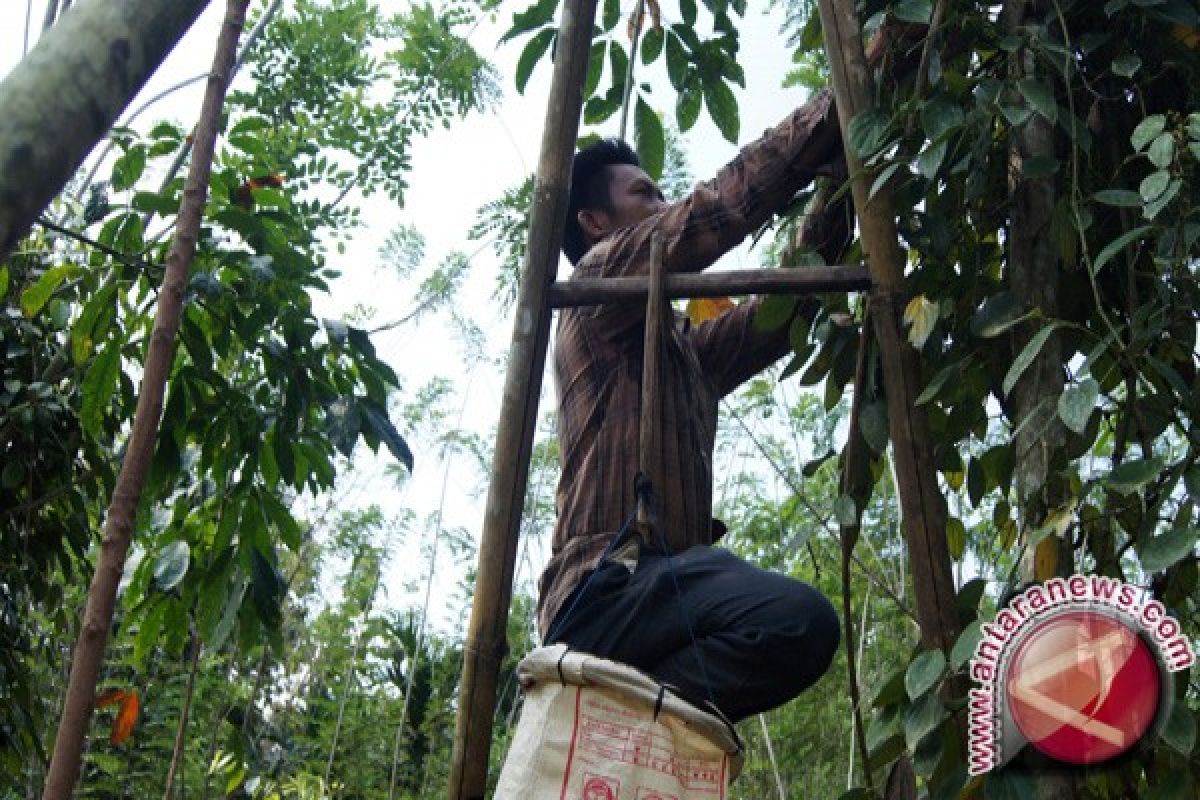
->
[537,90,840,638]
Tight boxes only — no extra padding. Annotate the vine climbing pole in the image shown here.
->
[813,0,962,656]
[446,1,600,797]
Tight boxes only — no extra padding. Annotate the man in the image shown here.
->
[537,89,846,723]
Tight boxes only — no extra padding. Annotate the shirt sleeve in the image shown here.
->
[572,88,839,340]
[688,296,817,397]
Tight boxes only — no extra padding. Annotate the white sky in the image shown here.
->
[3,0,818,634]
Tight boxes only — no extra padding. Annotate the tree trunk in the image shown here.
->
[0,0,211,261]
[814,0,961,655]
[39,2,249,796]
[446,1,599,797]
[1002,3,1076,798]
[1003,0,1070,585]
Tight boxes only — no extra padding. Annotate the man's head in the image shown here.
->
[563,138,667,265]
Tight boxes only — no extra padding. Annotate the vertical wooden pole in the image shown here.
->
[636,233,666,534]
[446,1,599,797]
[814,0,961,653]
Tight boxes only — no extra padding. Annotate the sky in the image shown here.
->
[3,0,824,634]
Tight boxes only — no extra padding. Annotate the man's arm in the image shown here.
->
[690,183,853,396]
[575,89,841,338]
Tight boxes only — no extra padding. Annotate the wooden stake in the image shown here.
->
[814,0,961,654]
[446,1,599,797]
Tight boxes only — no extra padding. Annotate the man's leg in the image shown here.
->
[547,545,840,721]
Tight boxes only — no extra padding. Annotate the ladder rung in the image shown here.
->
[547,265,871,308]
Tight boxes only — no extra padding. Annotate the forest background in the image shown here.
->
[0,0,1197,799]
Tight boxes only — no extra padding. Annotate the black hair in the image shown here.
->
[562,138,641,265]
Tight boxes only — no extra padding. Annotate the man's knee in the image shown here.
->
[777,584,841,687]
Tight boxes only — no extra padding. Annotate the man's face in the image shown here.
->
[579,164,666,248]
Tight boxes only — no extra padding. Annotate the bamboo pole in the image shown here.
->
[39,2,249,797]
[813,0,961,653]
[0,0,211,261]
[548,265,870,306]
[446,1,599,796]
[636,234,667,535]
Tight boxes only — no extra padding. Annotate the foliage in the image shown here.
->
[0,0,497,788]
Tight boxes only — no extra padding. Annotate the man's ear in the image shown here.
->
[577,208,609,244]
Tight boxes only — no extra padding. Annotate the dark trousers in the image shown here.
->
[546,543,841,722]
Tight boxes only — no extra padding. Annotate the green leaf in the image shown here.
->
[583,40,605,97]
[1093,189,1143,207]
[904,692,945,751]
[676,84,701,132]
[1147,133,1175,168]
[1112,54,1142,76]
[209,572,247,653]
[601,0,619,30]
[249,548,284,630]
[999,105,1032,127]
[261,490,302,550]
[917,141,947,179]
[81,337,122,438]
[0,265,8,301]
[920,97,964,139]
[111,146,146,191]
[634,96,665,182]
[641,26,663,64]
[132,190,179,217]
[1002,323,1061,397]
[916,361,959,405]
[680,0,697,26]
[1161,703,1196,755]
[1140,169,1171,201]
[869,162,903,200]
[848,109,890,159]
[1144,178,1181,219]
[1131,114,1166,151]
[894,0,932,23]
[153,541,190,592]
[906,650,946,699]
[984,769,1036,800]
[1058,378,1098,434]
[1139,527,1197,572]
[665,33,688,91]
[970,291,1028,337]
[515,28,554,95]
[834,495,857,527]
[1018,79,1057,123]
[20,265,73,318]
[946,516,966,560]
[951,620,983,668]
[501,0,558,43]
[1104,456,1164,494]
[860,400,889,454]
[2,461,24,489]
[362,403,414,472]
[1093,225,1152,275]
[703,78,739,143]
[753,295,796,332]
